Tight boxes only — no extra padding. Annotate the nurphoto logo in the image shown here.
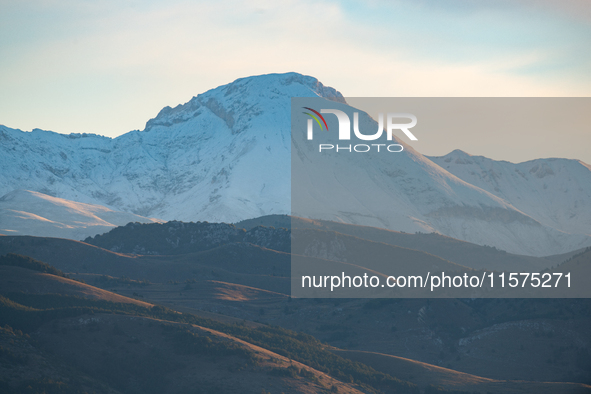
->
[303,107,417,153]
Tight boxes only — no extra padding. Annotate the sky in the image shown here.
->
[1,0,590,163]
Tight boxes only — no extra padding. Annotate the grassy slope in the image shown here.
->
[331,349,591,394]
[0,262,419,394]
[2,234,590,391]
[237,215,557,271]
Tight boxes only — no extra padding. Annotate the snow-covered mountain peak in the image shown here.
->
[436,149,481,165]
[144,72,345,133]
[1,72,348,226]
[429,152,591,239]
[0,72,590,255]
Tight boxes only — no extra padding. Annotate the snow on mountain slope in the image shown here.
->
[0,72,589,256]
[429,150,591,236]
[0,73,343,224]
[0,190,161,240]
[290,104,591,256]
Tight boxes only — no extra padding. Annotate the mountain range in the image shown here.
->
[1,72,590,256]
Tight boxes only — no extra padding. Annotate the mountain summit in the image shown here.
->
[1,72,590,256]
[0,73,342,223]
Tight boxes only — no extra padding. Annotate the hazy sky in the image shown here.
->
[1,0,590,162]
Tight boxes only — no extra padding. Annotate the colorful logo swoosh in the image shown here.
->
[302,107,328,131]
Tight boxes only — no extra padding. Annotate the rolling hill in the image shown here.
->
[238,215,559,272]
[1,231,590,387]
[0,255,420,394]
